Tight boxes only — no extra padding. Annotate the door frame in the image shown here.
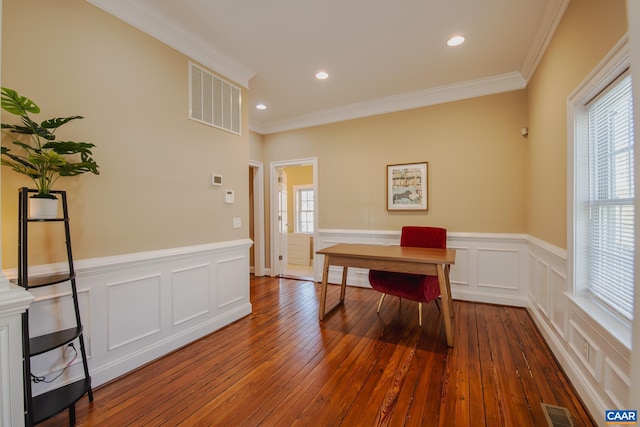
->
[269,157,318,277]
[249,160,266,276]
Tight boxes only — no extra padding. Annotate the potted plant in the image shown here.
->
[0,87,99,218]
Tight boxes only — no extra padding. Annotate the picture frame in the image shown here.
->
[387,162,428,211]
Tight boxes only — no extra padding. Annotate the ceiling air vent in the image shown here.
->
[189,61,241,135]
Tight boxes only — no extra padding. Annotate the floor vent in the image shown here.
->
[541,403,575,427]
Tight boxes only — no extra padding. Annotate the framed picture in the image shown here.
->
[387,162,428,211]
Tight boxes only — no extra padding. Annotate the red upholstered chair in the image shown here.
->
[368,226,447,326]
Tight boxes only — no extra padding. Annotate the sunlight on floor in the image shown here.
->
[283,262,314,280]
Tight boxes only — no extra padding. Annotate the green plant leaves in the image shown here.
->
[0,87,99,195]
[1,87,40,115]
[43,140,95,155]
[41,116,83,129]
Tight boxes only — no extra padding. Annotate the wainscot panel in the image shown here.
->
[172,264,211,326]
[527,236,631,426]
[4,239,253,396]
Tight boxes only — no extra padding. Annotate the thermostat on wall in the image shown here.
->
[225,190,235,204]
[211,173,223,186]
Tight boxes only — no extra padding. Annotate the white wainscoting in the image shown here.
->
[527,236,631,425]
[314,229,530,307]
[4,239,253,397]
[0,284,34,426]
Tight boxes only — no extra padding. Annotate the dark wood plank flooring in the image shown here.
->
[38,275,595,426]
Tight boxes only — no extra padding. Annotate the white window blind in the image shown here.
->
[585,71,634,321]
[189,62,241,135]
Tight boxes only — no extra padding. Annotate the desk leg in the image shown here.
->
[437,264,455,347]
[319,256,330,320]
[340,267,348,302]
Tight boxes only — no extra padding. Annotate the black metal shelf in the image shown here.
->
[29,326,83,357]
[18,187,93,426]
[21,272,75,289]
[32,378,91,425]
[26,218,69,223]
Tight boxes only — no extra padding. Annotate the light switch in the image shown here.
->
[233,217,241,228]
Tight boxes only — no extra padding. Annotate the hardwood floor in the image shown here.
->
[39,275,595,426]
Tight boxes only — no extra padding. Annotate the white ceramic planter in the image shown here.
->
[29,197,58,219]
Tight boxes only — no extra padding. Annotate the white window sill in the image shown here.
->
[565,292,631,351]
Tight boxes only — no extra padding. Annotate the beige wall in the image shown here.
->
[249,130,264,162]
[259,0,628,251]
[1,0,250,268]
[526,0,628,248]
[263,90,528,234]
[3,0,628,268]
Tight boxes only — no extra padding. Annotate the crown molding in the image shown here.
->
[519,0,570,81]
[249,0,570,135]
[86,0,255,87]
[86,0,556,136]
[250,72,526,134]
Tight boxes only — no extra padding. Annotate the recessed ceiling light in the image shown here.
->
[315,71,329,80]
[256,103,267,110]
[447,35,465,47]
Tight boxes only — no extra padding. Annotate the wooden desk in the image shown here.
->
[316,243,456,346]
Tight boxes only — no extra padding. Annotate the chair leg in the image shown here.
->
[434,297,441,312]
[418,303,423,327]
[377,293,386,313]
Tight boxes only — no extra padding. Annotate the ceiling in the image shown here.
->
[87,0,569,134]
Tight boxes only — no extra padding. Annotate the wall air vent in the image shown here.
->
[189,61,241,135]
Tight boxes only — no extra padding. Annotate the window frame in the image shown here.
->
[293,184,314,234]
[567,36,633,344]
[583,69,634,320]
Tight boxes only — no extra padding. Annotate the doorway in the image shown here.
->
[270,158,318,280]
[249,161,265,276]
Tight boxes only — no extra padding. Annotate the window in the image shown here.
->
[584,71,634,320]
[294,185,314,233]
[571,43,634,323]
